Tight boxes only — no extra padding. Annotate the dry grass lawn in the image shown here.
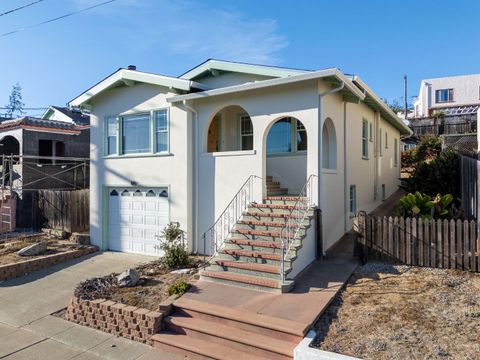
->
[312,263,480,359]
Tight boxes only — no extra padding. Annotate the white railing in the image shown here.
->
[202,175,261,267]
[280,174,317,283]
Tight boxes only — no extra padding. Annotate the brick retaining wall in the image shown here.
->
[0,246,98,282]
[65,297,163,344]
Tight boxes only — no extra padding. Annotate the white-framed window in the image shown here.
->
[105,109,169,156]
[266,117,307,155]
[240,114,253,150]
[394,138,399,167]
[362,119,368,159]
[379,128,383,156]
[349,185,357,216]
[106,116,118,155]
[369,122,373,142]
[155,109,168,153]
[385,131,388,149]
[435,88,453,103]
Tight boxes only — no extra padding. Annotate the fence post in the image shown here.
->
[406,217,411,265]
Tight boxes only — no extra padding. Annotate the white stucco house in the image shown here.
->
[70,60,411,291]
[413,73,480,118]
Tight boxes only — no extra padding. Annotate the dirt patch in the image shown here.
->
[312,263,480,359]
[0,235,79,265]
[74,257,201,311]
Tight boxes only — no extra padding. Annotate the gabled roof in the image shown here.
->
[169,68,365,104]
[69,68,208,107]
[42,106,90,125]
[179,59,309,80]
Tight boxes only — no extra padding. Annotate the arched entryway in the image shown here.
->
[264,117,308,195]
[0,135,20,186]
[206,105,253,152]
[322,118,337,169]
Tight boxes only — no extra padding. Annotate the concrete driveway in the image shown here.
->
[0,252,181,360]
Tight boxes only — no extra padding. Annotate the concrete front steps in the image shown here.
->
[266,175,288,196]
[152,297,304,360]
[200,195,314,293]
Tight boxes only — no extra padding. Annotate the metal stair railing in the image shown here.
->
[202,175,261,268]
[280,174,317,283]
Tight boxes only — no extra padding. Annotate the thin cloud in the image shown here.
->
[99,0,288,65]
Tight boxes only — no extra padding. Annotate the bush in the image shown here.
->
[416,135,442,162]
[401,147,418,169]
[159,223,190,269]
[167,279,191,296]
[395,192,457,220]
[404,149,460,199]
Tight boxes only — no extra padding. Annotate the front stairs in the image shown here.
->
[200,193,315,293]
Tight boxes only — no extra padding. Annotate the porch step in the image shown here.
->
[163,316,294,359]
[243,211,303,220]
[267,188,289,196]
[152,332,272,360]
[201,271,280,290]
[221,248,282,261]
[214,260,280,274]
[238,219,297,228]
[227,238,282,249]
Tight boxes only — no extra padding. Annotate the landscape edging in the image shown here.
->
[294,330,361,360]
[0,245,98,281]
[65,296,164,344]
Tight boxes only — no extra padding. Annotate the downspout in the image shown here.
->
[343,101,349,232]
[182,100,199,254]
[318,81,345,256]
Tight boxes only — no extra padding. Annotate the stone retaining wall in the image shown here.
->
[65,297,164,344]
[0,245,98,282]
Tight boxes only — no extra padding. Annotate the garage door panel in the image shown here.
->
[108,187,169,256]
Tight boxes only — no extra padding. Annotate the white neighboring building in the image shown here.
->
[413,74,480,118]
[69,59,411,290]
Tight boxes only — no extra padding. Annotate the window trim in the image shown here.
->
[379,128,383,156]
[361,119,369,159]
[103,107,170,157]
[394,138,399,167]
[385,131,388,149]
[266,117,307,156]
[435,88,454,103]
[238,113,254,151]
[369,122,373,142]
[349,185,357,217]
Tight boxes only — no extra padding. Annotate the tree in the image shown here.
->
[5,83,25,118]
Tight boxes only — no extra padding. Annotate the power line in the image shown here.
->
[0,0,117,38]
[0,0,45,17]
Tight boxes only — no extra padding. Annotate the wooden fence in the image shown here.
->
[37,189,89,233]
[460,155,478,220]
[357,212,479,272]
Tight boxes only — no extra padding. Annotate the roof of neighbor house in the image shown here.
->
[0,116,87,135]
[43,106,91,125]
[69,59,412,136]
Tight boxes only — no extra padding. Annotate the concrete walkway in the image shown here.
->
[0,252,182,360]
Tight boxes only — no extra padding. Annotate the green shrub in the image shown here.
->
[395,192,457,219]
[159,222,190,269]
[167,279,191,297]
[401,147,418,169]
[404,149,460,199]
[416,135,442,162]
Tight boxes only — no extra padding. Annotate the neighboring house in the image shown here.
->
[70,59,411,290]
[42,105,90,125]
[411,74,480,146]
[0,111,90,228]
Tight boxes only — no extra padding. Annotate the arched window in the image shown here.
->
[133,190,143,196]
[207,105,253,152]
[146,190,156,197]
[121,190,130,196]
[266,117,307,154]
[110,189,118,196]
[322,118,337,169]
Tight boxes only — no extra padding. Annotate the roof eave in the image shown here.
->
[168,68,365,104]
[179,59,308,80]
[353,76,412,136]
[69,69,204,108]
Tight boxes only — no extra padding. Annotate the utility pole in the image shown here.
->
[404,75,408,119]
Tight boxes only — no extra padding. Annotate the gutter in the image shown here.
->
[167,69,365,104]
[318,81,345,256]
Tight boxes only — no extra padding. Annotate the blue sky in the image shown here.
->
[1,0,479,116]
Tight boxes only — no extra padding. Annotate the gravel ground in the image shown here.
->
[311,262,480,360]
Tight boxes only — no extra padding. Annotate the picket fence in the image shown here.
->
[357,212,479,272]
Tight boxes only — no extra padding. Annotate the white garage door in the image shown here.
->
[108,187,169,256]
